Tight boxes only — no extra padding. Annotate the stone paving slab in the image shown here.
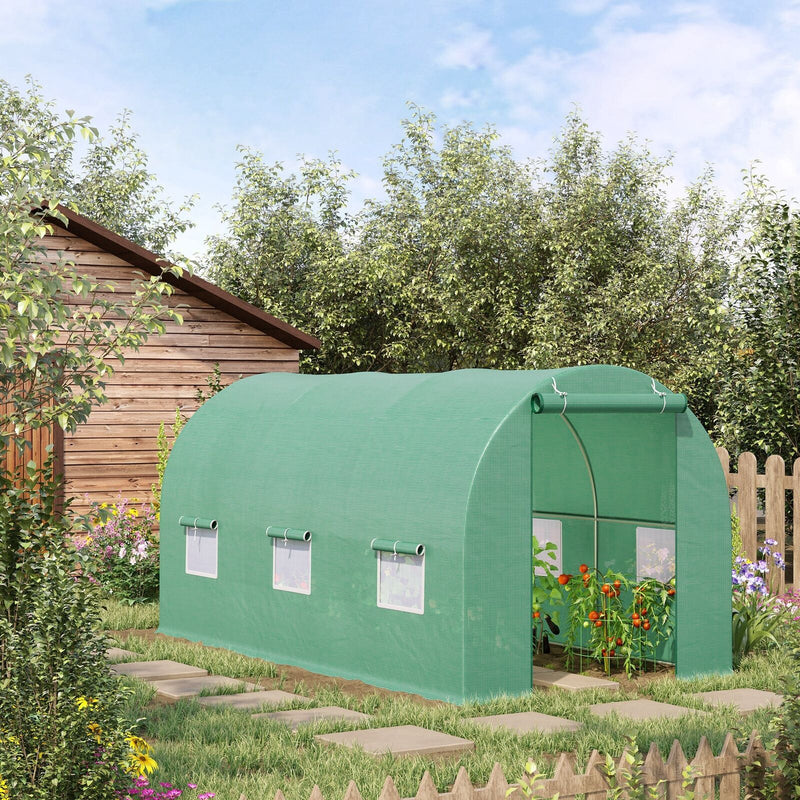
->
[693,688,784,714]
[253,706,370,731]
[590,698,706,721]
[151,675,258,701]
[106,647,139,661]
[534,667,619,693]
[469,710,582,734]
[111,660,208,681]
[315,725,474,758]
[197,690,309,710]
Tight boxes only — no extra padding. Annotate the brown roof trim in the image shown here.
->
[43,205,321,351]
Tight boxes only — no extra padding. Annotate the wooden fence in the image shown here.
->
[261,732,773,800]
[716,447,800,594]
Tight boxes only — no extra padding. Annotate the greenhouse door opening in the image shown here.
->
[530,407,678,664]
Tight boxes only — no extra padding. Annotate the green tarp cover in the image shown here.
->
[160,367,731,703]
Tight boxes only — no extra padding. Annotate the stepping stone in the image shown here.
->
[253,706,370,731]
[316,725,474,758]
[469,710,582,735]
[693,688,784,714]
[198,690,309,710]
[111,660,207,681]
[590,698,706,721]
[106,647,139,661]
[151,675,258,701]
[534,667,619,693]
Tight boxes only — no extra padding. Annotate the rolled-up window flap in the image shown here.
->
[370,538,425,556]
[178,516,218,530]
[531,392,687,415]
[266,526,312,542]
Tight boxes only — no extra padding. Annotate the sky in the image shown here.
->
[2,0,799,257]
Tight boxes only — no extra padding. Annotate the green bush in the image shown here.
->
[0,465,151,798]
[772,647,800,797]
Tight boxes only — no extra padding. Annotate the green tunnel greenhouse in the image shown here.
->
[159,367,732,703]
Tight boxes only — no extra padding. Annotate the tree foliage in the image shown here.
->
[1,80,183,797]
[205,108,734,421]
[717,177,800,463]
[1,77,194,256]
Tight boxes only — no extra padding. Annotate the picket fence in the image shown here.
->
[716,447,800,594]
[250,731,774,800]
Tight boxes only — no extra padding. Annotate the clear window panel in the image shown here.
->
[532,517,562,576]
[377,551,424,614]
[185,527,218,579]
[273,538,311,594]
[636,527,676,583]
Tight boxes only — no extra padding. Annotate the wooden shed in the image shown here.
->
[8,207,319,516]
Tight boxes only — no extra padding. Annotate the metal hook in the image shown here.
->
[392,540,400,557]
[551,377,568,416]
[651,378,667,414]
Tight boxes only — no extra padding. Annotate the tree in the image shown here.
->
[205,107,735,423]
[716,176,800,463]
[522,115,736,424]
[72,110,195,256]
[1,82,181,797]
[1,77,194,257]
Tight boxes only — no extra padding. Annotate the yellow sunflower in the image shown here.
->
[125,734,151,753]
[128,751,158,776]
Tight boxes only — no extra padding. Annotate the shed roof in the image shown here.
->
[43,205,321,351]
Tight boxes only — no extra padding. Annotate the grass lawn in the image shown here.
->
[103,601,792,800]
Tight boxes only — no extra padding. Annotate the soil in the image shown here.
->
[533,642,673,693]
[111,628,674,706]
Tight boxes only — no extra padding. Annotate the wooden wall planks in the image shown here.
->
[34,226,302,513]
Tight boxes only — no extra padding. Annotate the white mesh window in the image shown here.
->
[273,538,311,594]
[185,526,218,579]
[377,551,425,614]
[532,517,562,576]
[636,527,676,583]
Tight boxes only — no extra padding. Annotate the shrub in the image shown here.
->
[79,497,159,602]
[771,647,800,798]
[0,465,153,798]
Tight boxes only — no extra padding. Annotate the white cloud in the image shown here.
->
[437,25,496,70]
[483,7,800,200]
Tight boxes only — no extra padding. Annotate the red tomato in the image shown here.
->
[616,637,623,646]
[643,621,651,631]
[579,564,589,573]
[601,584,611,594]
[609,649,616,657]
[588,611,600,621]
[558,574,571,585]
[533,611,540,618]
[668,588,676,596]
[594,620,603,627]
[633,619,642,628]
[631,613,640,620]
[613,579,621,589]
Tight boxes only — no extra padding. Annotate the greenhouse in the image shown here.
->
[159,367,732,703]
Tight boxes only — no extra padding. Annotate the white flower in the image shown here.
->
[119,546,126,558]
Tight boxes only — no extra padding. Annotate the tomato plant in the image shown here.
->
[549,564,676,677]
